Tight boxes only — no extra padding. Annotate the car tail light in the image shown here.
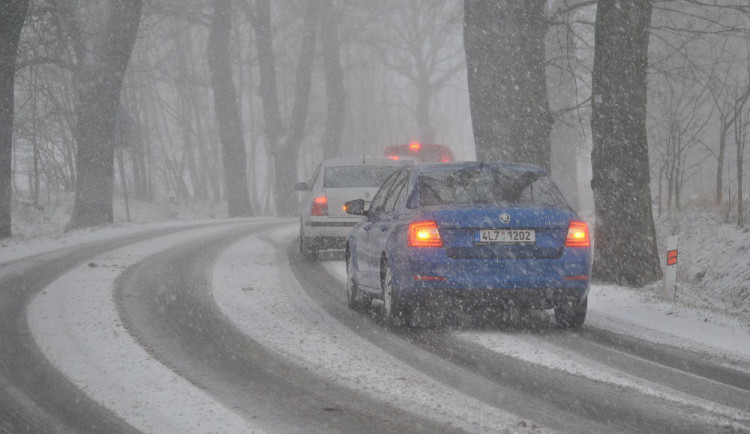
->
[311,196,328,216]
[565,221,590,248]
[386,154,399,161]
[408,220,442,247]
[409,142,421,152]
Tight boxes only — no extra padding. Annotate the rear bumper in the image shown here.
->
[303,216,359,240]
[305,236,347,250]
[403,288,585,310]
[388,246,591,307]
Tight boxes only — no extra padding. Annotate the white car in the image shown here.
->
[296,157,408,257]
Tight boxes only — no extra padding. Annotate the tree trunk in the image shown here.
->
[590,0,662,286]
[253,0,285,213]
[716,114,727,204]
[416,83,436,144]
[67,0,142,230]
[505,1,552,171]
[464,0,510,161]
[0,0,28,238]
[464,0,552,170]
[207,0,252,217]
[657,164,663,216]
[275,0,318,216]
[320,0,345,160]
[736,99,746,227]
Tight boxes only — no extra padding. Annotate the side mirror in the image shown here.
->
[344,199,367,216]
[294,182,308,192]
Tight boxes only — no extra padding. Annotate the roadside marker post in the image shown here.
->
[664,235,679,300]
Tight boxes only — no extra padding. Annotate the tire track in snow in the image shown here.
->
[28,222,269,433]
[307,249,748,432]
[215,225,539,433]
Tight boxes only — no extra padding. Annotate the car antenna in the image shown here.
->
[362,139,365,165]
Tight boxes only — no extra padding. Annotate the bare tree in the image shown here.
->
[0,0,29,238]
[650,76,712,214]
[320,0,345,160]
[590,0,662,286]
[207,0,251,217]
[735,79,749,227]
[252,0,318,216]
[67,0,142,229]
[464,0,552,171]
[370,1,464,144]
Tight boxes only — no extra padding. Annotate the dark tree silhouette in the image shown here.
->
[590,0,662,286]
[464,0,552,171]
[0,0,29,238]
[67,0,142,230]
[253,0,317,216]
[208,0,252,217]
[320,0,345,160]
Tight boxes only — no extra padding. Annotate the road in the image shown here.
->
[1,220,748,432]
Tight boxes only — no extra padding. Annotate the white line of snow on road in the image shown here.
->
[27,223,265,434]
[213,226,543,433]
[453,331,749,427]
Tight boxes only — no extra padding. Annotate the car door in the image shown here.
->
[365,170,409,285]
[354,170,399,289]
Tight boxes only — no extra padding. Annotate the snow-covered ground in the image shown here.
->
[654,205,750,318]
[5,198,749,432]
[2,193,229,264]
[213,225,538,432]
[28,223,264,433]
[321,261,750,366]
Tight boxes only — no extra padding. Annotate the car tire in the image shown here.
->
[554,296,587,329]
[299,223,317,260]
[381,259,407,327]
[346,248,363,311]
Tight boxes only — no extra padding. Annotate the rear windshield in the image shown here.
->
[324,165,399,188]
[419,168,567,207]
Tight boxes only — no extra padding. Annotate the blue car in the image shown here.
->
[344,162,591,328]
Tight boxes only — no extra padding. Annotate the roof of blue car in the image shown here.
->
[410,161,546,174]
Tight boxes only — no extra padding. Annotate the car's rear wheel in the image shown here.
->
[346,248,363,311]
[381,259,407,326]
[554,296,587,329]
[299,223,317,260]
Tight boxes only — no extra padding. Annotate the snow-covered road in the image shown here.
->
[1,219,747,432]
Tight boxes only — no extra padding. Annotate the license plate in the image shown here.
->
[476,229,535,245]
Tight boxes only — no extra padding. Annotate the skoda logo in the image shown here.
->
[499,212,510,224]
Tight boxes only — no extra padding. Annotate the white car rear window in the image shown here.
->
[324,166,399,188]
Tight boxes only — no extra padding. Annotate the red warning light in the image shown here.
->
[409,142,421,152]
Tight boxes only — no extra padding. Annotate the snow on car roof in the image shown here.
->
[410,161,546,174]
[321,157,410,167]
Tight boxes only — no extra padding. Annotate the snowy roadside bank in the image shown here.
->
[213,225,541,433]
[27,222,264,433]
